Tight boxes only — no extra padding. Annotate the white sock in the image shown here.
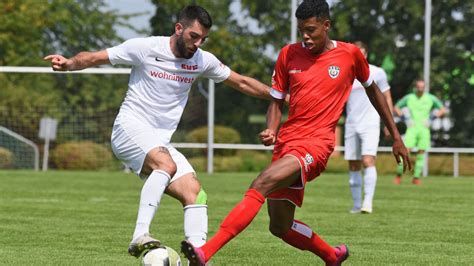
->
[363,166,377,208]
[184,204,208,247]
[132,170,170,241]
[349,171,362,209]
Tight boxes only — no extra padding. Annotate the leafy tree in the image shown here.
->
[149,0,473,146]
[330,0,473,146]
[150,0,291,142]
[0,0,131,143]
[4,0,470,148]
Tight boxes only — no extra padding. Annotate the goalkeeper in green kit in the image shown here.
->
[393,78,445,185]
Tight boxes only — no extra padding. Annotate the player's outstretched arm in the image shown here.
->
[259,98,284,146]
[365,82,412,172]
[223,71,272,100]
[43,50,110,71]
[382,90,394,138]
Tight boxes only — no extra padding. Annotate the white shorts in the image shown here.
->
[111,114,194,182]
[344,124,380,160]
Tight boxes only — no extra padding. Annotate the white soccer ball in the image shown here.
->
[143,246,182,266]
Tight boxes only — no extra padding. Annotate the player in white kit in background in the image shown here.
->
[44,5,272,258]
[344,41,393,214]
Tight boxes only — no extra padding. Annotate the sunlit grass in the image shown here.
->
[0,171,472,265]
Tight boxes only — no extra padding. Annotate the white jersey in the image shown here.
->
[107,36,231,143]
[345,64,390,126]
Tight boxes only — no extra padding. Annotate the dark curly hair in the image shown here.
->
[295,0,330,20]
[178,5,212,29]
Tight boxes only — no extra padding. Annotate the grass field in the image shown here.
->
[0,170,472,265]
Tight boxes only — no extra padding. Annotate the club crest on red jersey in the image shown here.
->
[301,153,314,172]
[328,65,340,79]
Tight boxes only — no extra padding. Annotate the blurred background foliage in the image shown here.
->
[0,0,472,147]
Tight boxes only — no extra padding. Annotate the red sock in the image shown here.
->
[282,220,337,263]
[201,189,265,261]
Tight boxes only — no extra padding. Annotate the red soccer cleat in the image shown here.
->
[412,178,422,185]
[393,175,402,185]
[181,240,206,266]
[326,244,349,266]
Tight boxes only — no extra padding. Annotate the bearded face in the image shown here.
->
[176,33,193,59]
[173,20,209,59]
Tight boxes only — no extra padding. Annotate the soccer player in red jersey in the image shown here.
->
[182,0,412,265]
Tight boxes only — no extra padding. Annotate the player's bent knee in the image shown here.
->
[251,171,277,192]
[163,161,177,177]
[154,158,177,177]
[362,159,375,168]
[268,223,290,238]
[145,147,178,176]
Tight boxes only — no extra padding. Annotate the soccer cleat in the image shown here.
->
[361,202,372,214]
[412,178,422,185]
[326,244,350,266]
[181,240,206,266]
[361,206,372,214]
[128,233,161,258]
[393,175,402,185]
[349,207,361,214]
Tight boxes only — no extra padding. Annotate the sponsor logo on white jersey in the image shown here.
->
[150,70,195,83]
[181,63,198,70]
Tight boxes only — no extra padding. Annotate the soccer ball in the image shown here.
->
[142,246,182,266]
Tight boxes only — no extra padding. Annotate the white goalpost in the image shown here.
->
[0,126,40,170]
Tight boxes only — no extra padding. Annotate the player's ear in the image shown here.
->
[323,20,331,31]
[175,23,184,35]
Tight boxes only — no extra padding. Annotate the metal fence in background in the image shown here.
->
[1,66,472,177]
[173,143,474,177]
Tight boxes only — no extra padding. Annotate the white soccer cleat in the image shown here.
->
[128,233,161,258]
[361,204,372,214]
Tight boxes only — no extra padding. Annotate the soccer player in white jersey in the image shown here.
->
[44,5,272,258]
[344,41,393,214]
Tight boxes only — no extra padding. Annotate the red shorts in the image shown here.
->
[267,142,330,207]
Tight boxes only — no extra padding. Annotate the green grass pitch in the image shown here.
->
[0,170,472,265]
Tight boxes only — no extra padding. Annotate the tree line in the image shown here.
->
[1,0,472,146]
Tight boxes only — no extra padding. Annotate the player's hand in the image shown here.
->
[43,54,72,71]
[434,110,444,118]
[392,138,412,173]
[259,129,276,146]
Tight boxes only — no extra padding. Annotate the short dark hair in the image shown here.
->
[295,0,330,21]
[178,5,212,29]
[354,41,368,53]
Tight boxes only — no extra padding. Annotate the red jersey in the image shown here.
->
[271,41,372,155]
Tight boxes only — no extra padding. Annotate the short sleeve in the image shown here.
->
[375,67,390,93]
[396,95,409,108]
[201,51,231,83]
[107,37,155,66]
[430,94,443,109]
[353,46,372,87]
[271,45,290,99]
